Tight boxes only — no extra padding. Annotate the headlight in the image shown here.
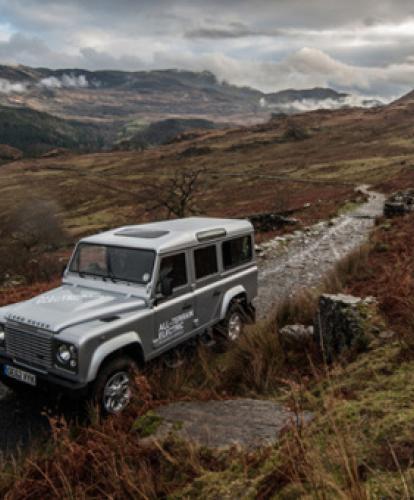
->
[57,345,71,364]
[56,343,78,369]
[0,325,4,347]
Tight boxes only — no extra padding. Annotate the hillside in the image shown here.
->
[0,94,412,235]
[0,91,412,289]
[0,105,111,156]
[114,117,221,150]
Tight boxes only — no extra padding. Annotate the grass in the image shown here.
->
[132,410,164,437]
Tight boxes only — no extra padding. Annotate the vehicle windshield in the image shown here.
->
[69,244,156,284]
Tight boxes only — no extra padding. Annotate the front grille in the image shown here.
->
[5,324,53,370]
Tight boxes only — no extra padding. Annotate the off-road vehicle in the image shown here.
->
[0,218,257,414]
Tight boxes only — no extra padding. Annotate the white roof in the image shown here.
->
[81,217,253,253]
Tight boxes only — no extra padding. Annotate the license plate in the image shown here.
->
[3,365,37,386]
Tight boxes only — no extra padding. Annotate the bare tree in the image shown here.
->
[0,200,67,284]
[7,200,66,253]
[143,168,205,219]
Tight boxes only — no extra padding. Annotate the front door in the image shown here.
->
[153,252,195,351]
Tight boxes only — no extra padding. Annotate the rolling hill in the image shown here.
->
[0,105,111,156]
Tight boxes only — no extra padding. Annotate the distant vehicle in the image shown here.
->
[0,218,257,414]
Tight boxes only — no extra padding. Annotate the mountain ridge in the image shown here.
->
[0,64,378,122]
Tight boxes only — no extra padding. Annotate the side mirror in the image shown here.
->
[61,264,67,277]
[160,276,173,297]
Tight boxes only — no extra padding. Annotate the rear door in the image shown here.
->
[152,251,196,350]
[192,243,222,330]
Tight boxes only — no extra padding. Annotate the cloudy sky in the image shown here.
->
[1,0,414,99]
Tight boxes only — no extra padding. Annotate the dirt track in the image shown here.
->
[256,186,385,318]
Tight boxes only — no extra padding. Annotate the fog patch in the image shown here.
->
[260,94,386,113]
[0,78,28,94]
[39,74,89,89]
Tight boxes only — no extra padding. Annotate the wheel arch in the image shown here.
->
[86,332,145,383]
[219,285,248,320]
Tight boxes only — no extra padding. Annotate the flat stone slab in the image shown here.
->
[149,399,313,449]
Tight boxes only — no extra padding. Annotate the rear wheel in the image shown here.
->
[227,308,244,341]
[91,357,137,415]
[216,302,248,348]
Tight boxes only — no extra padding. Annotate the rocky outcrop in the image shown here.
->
[0,144,23,162]
[140,399,313,450]
[383,189,414,217]
[314,294,380,361]
[249,212,298,232]
[41,147,71,158]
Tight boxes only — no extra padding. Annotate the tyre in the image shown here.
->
[90,357,137,416]
[216,302,248,346]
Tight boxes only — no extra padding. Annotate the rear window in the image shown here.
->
[194,245,218,280]
[222,236,252,270]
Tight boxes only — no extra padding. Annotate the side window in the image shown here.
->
[222,236,252,270]
[159,253,187,290]
[194,245,218,280]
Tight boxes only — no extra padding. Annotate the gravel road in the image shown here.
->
[0,187,385,455]
[256,187,385,318]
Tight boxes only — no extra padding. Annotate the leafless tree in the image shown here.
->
[7,200,66,252]
[0,200,67,283]
[143,168,206,219]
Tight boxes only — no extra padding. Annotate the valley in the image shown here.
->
[0,64,383,159]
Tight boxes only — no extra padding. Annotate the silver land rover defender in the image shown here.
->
[0,217,257,414]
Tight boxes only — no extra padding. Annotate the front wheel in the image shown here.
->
[91,357,137,415]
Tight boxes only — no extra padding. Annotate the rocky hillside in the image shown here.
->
[0,64,376,124]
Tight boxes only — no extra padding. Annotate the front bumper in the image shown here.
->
[0,354,88,394]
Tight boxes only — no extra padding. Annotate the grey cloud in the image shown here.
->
[185,22,266,39]
[1,0,414,99]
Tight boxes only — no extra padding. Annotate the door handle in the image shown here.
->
[182,304,192,311]
[213,290,221,297]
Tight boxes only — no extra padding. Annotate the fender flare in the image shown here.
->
[219,285,247,320]
[86,331,143,383]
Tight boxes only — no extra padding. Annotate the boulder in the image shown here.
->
[249,212,298,232]
[383,189,414,217]
[279,324,314,342]
[314,294,379,361]
[138,399,313,450]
